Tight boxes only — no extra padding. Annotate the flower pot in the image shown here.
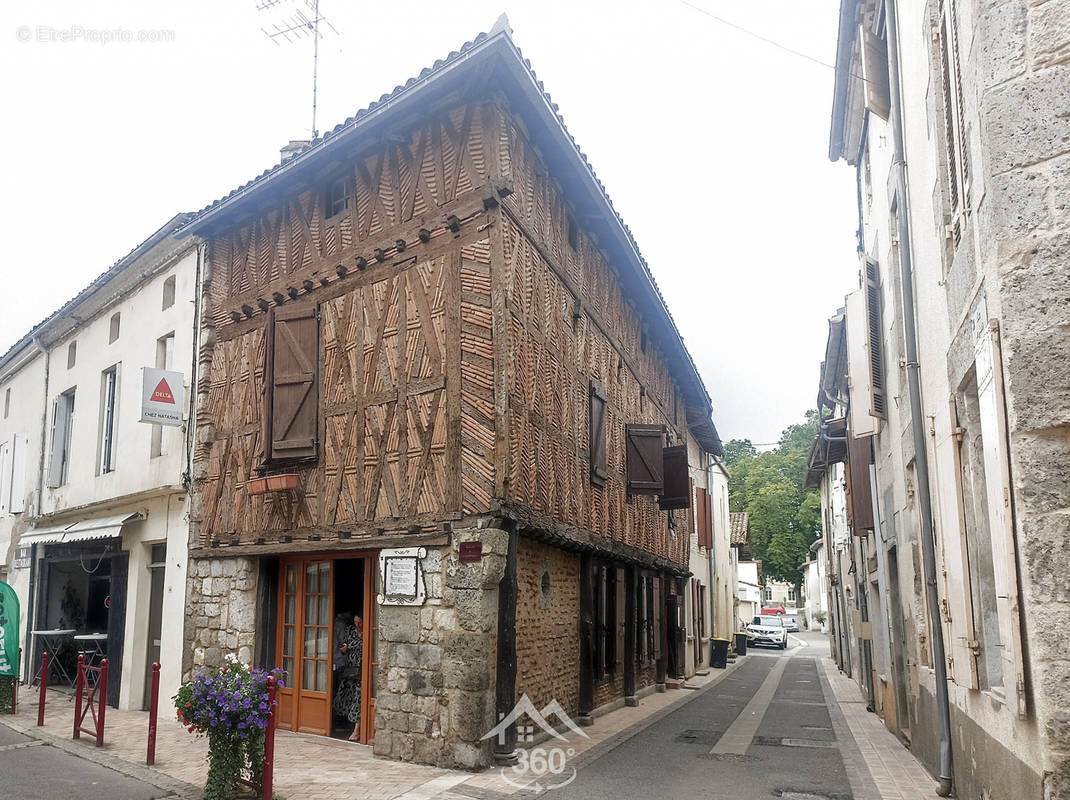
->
[246,477,268,495]
[266,473,298,492]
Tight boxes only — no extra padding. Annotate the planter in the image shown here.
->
[246,477,267,495]
[266,473,298,492]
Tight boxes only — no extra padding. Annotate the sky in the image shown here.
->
[1,0,859,446]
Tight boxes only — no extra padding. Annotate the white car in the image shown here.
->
[747,615,788,649]
[783,616,800,633]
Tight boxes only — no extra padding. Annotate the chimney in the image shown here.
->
[280,140,310,163]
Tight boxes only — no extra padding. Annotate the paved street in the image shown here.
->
[0,633,940,800]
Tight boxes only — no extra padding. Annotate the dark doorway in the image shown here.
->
[330,558,365,741]
[142,544,166,709]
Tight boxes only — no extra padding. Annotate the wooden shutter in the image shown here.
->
[864,260,885,417]
[652,576,662,660]
[860,27,890,120]
[704,490,714,549]
[589,379,607,488]
[616,567,626,673]
[695,487,707,548]
[846,434,875,532]
[264,306,319,463]
[659,445,690,510]
[626,424,664,496]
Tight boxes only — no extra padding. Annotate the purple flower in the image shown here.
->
[259,701,268,712]
[243,698,251,708]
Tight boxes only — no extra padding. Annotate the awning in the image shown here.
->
[19,511,145,546]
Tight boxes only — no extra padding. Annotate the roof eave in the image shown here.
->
[829,0,861,162]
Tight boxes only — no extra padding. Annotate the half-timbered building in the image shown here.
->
[181,17,724,768]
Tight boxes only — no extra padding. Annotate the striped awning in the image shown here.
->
[19,511,145,546]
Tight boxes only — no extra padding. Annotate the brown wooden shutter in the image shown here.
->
[704,489,714,549]
[846,434,874,532]
[626,424,664,496]
[695,487,707,548]
[589,379,607,488]
[616,567,626,672]
[264,305,319,463]
[659,444,690,510]
[652,576,662,660]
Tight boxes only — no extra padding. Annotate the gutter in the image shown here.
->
[884,0,953,792]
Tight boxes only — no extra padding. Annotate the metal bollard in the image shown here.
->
[73,654,85,739]
[146,662,160,765]
[262,675,277,800]
[37,652,49,726]
[96,659,108,747]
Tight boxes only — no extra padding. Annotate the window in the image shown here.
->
[763,587,773,602]
[47,389,75,487]
[863,259,885,417]
[636,575,648,664]
[326,173,353,218]
[162,275,176,310]
[937,0,971,244]
[151,333,175,458]
[696,582,707,641]
[787,588,797,603]
[594,563,617,680]
[99,366,119,474]
[589,380,607,487]
[109,312,121,343]
[67,341,77,369]
[263,307,319,463]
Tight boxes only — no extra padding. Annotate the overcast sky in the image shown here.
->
[1,1,859,446]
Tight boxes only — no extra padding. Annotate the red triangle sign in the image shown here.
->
[150,378,176,404]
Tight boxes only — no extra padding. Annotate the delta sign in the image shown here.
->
[140,367,185,427]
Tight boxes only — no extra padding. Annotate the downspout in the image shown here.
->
[884,0,953,792]
[706,454,717,640]
[182,241,204,493]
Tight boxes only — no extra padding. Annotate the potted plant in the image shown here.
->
[174,655,285,800]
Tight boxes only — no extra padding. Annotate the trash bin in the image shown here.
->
[711,638,730,669]
[734,632,748,656]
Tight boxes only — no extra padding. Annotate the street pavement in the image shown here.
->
[542,630,855,800]
[0,726,165,800]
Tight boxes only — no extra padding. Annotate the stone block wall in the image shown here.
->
[971,3,1070,796]
[184,556,258,679]
[515,538,580,716]
[373,525,507,770]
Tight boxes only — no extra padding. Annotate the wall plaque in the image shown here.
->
[458,541,482,563]
[377,547,427,606]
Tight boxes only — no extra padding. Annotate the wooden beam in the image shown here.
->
[494,527,519,759]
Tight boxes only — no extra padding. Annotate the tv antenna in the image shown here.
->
[258,0,339,139]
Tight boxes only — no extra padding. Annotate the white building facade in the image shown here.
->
[0,215,199,710]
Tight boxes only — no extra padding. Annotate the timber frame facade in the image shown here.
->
[183,18,722,768]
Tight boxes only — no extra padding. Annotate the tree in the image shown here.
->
[724,438,757,466]
[728,412,821,593]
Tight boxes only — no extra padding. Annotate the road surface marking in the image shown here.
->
[390,772,470,800]
[710,657,788,756]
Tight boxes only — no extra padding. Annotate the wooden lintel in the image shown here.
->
[191,530,450,559]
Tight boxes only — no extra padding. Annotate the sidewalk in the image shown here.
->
[0,663,740,800]
[819,656,941,800]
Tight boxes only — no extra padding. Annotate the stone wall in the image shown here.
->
[971,3,1070,795]
[515,538,580,716]
[373,525,507,770]
[184,556,258,679]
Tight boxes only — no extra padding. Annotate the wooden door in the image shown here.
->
[277,558,333,735]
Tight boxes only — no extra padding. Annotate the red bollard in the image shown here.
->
[96,659,108,747]
[37,652,49,726]
[12,647,19,715]
[262,675,277,800]
[73,654,85,739]
[146,662,160,765]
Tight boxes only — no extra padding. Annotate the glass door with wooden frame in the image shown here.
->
[277,558,333,735]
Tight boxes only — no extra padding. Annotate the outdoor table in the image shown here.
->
[73,633,108,689]
[30,629,77,686]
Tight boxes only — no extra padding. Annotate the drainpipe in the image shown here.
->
[705,454,717,639]
[884,0,953,792]
[24,335,51,678]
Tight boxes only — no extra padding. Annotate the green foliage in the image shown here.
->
[728,411,821,587]
[723,438,757,466]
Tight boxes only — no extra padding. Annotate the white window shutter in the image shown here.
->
[9,434,26,513]
[845,289,879,437]
[47,398,66,488]
[0,441,9,514]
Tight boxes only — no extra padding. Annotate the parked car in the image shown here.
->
[746,615,787,649]
[783,616,800,632]
[760,605,786,615]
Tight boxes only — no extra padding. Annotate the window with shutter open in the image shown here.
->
[589,379,607,488]
[263,305,319,463]
[626,424,664,496]
[659,444,690,510]
[864,260,885,418]
[846,433,875,532]
[695,486,713,549]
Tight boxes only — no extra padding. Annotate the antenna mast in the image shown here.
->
[258,0,338,139]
